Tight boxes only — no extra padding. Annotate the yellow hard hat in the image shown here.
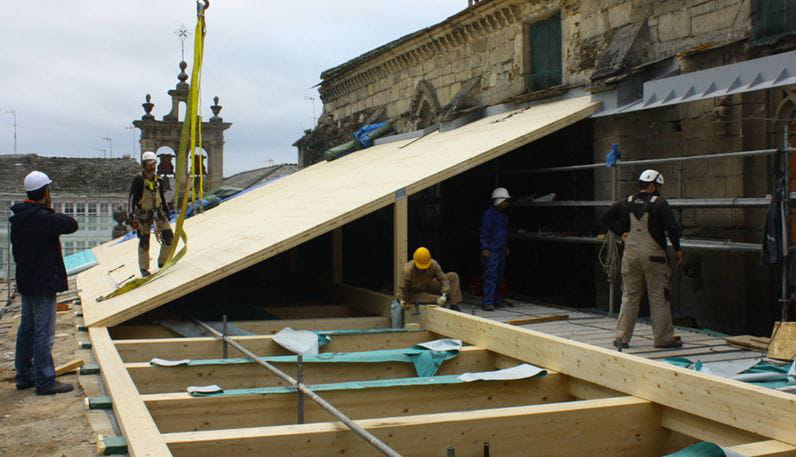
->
[413,247,432,270]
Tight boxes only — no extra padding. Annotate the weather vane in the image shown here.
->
[175,24,192,61]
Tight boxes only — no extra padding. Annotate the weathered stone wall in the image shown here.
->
[313,0,752,150]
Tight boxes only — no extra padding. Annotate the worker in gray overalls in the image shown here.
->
[128,151,173,277]
[602,169,684,350]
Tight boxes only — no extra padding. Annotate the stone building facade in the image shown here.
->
[296,0,796,335]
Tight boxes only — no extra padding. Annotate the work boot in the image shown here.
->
[140,270,151,278]
[654,336,683,349]
[16,382,34,390]
[36,381,74,396]
[481,304,495,311]
[613,339,629,350]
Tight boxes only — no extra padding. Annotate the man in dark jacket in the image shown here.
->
[601,169,683,350]
[11,171,78,395]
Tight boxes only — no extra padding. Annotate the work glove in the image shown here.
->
[436,294,448,306]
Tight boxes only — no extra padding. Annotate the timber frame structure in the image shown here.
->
[75,96,796,456]
[81,299,796,457]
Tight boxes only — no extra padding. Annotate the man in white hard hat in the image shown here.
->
[128,152,173,277]
[479,187,511,311]
[602,169,684,350]
[10,171,78,395]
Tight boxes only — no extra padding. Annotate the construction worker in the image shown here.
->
[11,171,78,395]
[128,151,173,277]
[480,187,511,311]
[397,247,463,312]
[602,169,684,350]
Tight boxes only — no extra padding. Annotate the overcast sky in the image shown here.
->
[0,1,465,176]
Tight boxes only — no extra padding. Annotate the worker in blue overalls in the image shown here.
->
[480,187,511,311]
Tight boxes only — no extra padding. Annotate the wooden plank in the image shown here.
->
[144,373,572,433]
[80,97,599,328]
[162,397,659,457]
[88,327,172,457]
[768,322,796,360]
[54,358,85,376]
[127,346,496,394]
[505,314,568,326]
[726,334,771,352]
[114,330,436,363]
[110,316,390,340]
[393,196,408,296]
[421,307,796,446]
[660,408,767,446]
[727,440,796,457]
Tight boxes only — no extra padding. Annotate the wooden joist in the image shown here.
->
[114,330,435,363]
[126,346,496,394]
[726,440,796,457]
[88,327,171,457]
[143,374,572,433]
[109,316,390,339]
[421,307,796,446]
[162,397,659,457]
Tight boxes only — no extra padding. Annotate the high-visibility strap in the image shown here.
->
[98,3,207,301]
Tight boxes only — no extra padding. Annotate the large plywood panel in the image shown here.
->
[80,96,599,327]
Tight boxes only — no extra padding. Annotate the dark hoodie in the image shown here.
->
[9,202,78,295]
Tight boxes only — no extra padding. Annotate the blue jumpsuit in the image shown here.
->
[480,206,509,306]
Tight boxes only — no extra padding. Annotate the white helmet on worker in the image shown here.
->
[141,151,157,163]
[24,170,53,192]
[492,187,511,206]
[639,169,664,185]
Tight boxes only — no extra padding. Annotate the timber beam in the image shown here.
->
[421,306,796,446]
[109,316,390,339]
[163,397,660,457]
[126,346,496,394]
[113,330,437,362]
[143,373,572,433]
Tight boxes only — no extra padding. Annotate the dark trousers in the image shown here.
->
[481,249,506,306]
[15,293,57,389]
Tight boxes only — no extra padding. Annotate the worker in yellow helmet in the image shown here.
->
[396,247,463,312]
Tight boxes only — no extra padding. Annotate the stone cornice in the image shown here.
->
[319,0,525,104]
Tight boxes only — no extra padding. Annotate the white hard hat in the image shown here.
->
[23,171,52,192]
[142,151,157,162]
[639,169,664,184]
[491,187,511,200]
[492,187,510,206]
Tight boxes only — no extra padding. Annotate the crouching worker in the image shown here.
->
[128,151,173,277]
[397,247,463,312]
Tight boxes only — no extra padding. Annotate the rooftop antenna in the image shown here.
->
[175,24,191,61]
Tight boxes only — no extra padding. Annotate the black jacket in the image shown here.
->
[10,202,78,295]
[602,191,682,251]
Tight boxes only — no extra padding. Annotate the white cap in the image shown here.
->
[491,187,510,206]
[639,169,664,184]
[142,151,157,162]
[23,171,53,192]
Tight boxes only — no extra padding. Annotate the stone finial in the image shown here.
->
[142,94,155,120]
[210,96,223,123]
[177,61,189,89]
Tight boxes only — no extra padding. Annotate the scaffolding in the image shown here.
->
[510,132,793,321]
